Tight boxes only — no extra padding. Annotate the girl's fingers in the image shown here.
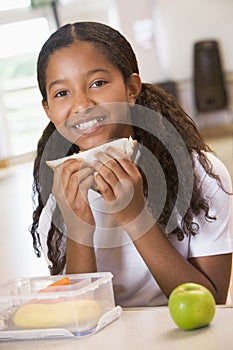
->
[53,158,94,202]
[94,149,137,177]
[94,171,116,201]
[67,170,95,203]
[93,151,127,179]
[93,161,117,199]
[101,145,124,160]
[54,158,83,192]
[78,174,95,199]
[93,160,133,203]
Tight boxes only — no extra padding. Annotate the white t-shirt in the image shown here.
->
[38,152,233,307]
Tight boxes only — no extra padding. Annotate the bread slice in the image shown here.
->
[46,137,137,169]
[13,299,102,330]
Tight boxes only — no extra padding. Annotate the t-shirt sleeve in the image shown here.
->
[189,152,233,258]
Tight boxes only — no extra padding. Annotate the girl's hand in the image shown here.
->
[92,146,147,228]
[52,158,96,244]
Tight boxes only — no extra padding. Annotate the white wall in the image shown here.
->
[109,0,233,83]
[153,0,233,81]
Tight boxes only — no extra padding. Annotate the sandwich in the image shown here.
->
[46,136,137,169]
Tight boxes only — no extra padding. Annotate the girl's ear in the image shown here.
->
[127,73,142,106]
[42,100,53,121]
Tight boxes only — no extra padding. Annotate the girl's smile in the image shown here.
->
[67,103,110,137]
[42,41,141,150]
[73,116,105,132]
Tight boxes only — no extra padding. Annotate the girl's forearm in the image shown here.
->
[132,226,209,293]
[126,215,227,303]
[66,236,97,274]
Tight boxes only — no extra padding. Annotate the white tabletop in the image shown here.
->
[0,306,232,350]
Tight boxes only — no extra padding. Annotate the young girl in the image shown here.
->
[31,21,233,307]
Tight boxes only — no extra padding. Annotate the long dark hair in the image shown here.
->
[31,21,224,275]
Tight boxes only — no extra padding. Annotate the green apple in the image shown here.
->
[168,282,216,330]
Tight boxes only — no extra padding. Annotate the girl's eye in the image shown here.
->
[55,90,69,98]
[91,80,106,88]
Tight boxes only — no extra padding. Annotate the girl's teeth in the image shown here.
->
[75,117,104,130]
[79,119,97,130]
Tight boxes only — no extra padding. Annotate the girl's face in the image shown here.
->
[42,41,141,150]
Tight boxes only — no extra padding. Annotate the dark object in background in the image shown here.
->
[156,81,179,100]
[193,40,228,112]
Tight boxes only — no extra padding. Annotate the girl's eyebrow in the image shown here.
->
[87,68,110,75]
[48,79,65,92]
[48,68,111,92]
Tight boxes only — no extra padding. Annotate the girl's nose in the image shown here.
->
[73,91,94,114]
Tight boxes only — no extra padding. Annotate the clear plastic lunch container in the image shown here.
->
[0,272,122,341]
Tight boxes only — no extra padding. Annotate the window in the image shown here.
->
[0,0,118,158]
[0,17,49,157]
[0,0,30,11]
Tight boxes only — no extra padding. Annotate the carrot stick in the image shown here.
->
[48,277,71,287]
[40,277,71,293]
